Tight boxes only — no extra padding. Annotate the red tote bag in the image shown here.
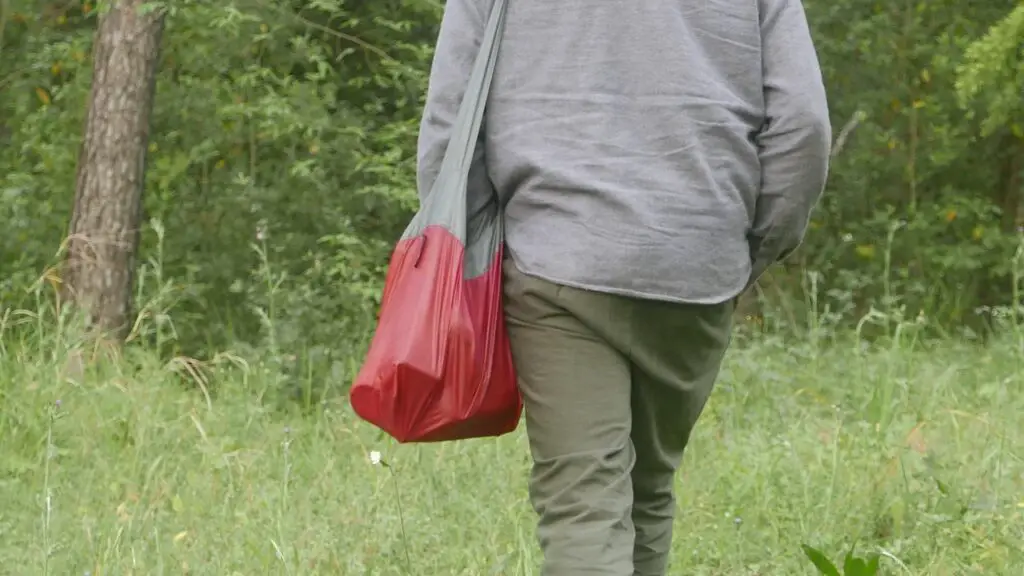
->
[349,0,521,443]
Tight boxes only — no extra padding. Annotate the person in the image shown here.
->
[416,0,831,573]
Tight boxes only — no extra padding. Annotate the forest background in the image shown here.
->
[1,1,1023,574]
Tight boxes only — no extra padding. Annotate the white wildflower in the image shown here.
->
[369,450,382,466]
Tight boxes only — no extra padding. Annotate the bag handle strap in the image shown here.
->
[424,0,508,206]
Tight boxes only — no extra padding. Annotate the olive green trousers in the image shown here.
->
[502,258,734,576]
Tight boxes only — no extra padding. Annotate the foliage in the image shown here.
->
[1,0,440,384]
[803,544,880,576]
[773,0,1024,334]
[2,0,1024,374]
[956,4,1024,137]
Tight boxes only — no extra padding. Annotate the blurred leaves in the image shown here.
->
[956,4,1024,137]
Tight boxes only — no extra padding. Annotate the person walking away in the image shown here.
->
[416,0,831,573]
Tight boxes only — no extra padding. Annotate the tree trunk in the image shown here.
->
[64,0,164,341]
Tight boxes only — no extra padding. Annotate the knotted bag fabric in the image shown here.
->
[349,0,521,443]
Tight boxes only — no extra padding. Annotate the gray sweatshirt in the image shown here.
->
[417,0,831,304]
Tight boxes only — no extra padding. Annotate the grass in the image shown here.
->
[1,325,1023,575]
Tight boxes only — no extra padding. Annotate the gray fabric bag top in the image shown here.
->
[403,0,507,280]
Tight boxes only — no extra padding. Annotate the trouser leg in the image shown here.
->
[503,257,734,576]
[503,258,635,575]
[626,299,733,575]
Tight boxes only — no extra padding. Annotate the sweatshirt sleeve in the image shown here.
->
[748,0,831,287]
[416,0,492,205]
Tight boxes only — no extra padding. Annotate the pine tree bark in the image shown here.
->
[65,0,164,340]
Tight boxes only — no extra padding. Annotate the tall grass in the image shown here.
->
[1,241,1023,574]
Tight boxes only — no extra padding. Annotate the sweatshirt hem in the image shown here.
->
[507,255,749,307]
